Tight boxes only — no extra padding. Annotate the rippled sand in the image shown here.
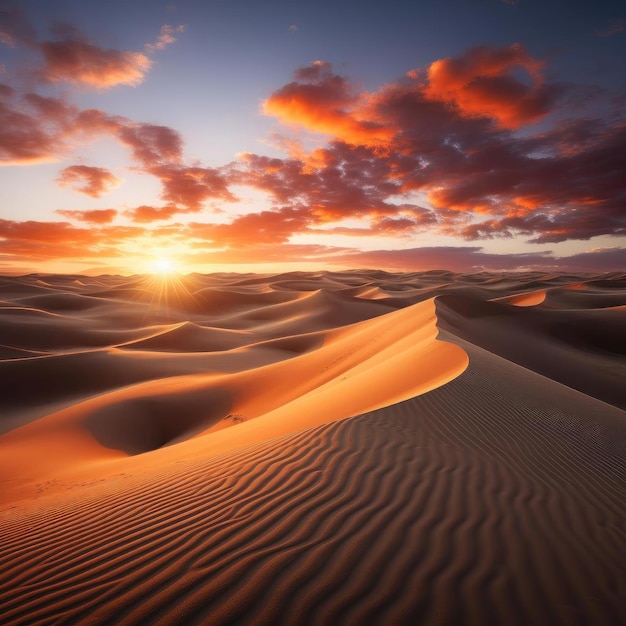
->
[1,270,625,625]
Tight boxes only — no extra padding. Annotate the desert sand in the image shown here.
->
[0,270,624,625]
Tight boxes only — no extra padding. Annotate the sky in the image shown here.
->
[0,0,625,275]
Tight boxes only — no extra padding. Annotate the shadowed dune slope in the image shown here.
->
[436,294,626,409]
[0,270,625,626]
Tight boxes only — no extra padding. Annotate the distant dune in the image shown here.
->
[1,270,625,625]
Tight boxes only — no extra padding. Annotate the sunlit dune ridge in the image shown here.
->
[1,270,625,625]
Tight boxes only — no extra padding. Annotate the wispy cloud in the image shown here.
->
[145,24,185,53]
[596,18,624,38]
[56,209,118,224]
[0,5,182,89]
[124,205,181,223]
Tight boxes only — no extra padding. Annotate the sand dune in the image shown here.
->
[1,270,625,625]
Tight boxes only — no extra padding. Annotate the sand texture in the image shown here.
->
[1,270,625,625]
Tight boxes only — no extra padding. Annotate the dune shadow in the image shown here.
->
[86,387,232,455]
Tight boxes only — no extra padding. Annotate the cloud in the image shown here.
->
[151,165,237,210]
[1,96,172,170]
[117,122,183,165]
[38,39,151,88]
[174,239,626,273]
[0,87,76,164]
[1,81,235,210]
[596,18,624,38]
[334,246,626,273]
[0,213,623,274]
[0,218,139,261]
[124,205,181,223]
[424,44,563,129]
[262,61,393,145]
[1,43,606,247]
[1,7,179,90]
[56,209,117,224]
[188,207,311,245]
[56,165,122,197]
[114,122,236,210]
[251,47,626,245]
[145,24,185,53]
[0,2,36,47]
[1,22,625,263]
[238,143,410,223]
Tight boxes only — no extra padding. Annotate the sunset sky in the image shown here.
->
[1,0,625,275]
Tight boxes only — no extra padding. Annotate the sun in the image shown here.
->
[151,256,175,275]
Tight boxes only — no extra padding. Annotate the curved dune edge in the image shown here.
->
[491,289,547,306]
[0,298,468,503]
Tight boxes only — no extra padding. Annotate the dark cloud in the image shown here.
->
[334,246,626,273]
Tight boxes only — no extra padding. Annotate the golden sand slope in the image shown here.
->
[1,271,625,625]
[0,295,467,498]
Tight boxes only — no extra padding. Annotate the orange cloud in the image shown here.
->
[1,7,178,90]
[0,218,141,262]
[56,165,122,197]
[39,40,151,89]
[263,61,393,146]
[56,209,117,224]
[125,205,181,223]
[424,44,561,128]
[189,207,311,245]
